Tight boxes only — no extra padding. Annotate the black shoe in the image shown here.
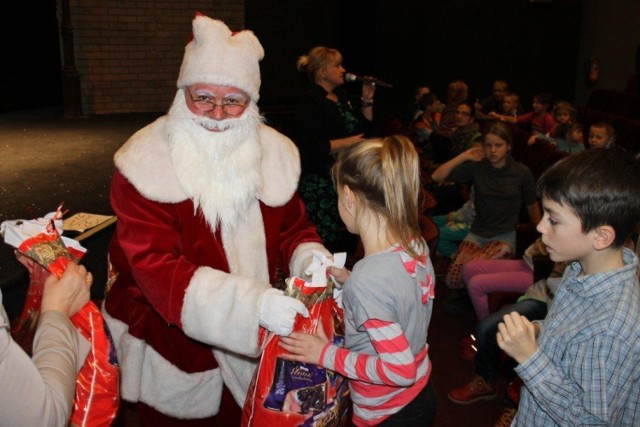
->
[444,290,472,314]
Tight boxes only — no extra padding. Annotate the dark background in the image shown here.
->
[3,0,584,123]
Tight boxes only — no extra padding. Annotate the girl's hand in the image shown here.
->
[279,320,330,365]
[328,266,350,285]
[527,135,537,146]
[465,146,485,162]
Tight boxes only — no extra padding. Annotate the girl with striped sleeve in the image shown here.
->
[280,135,437,426]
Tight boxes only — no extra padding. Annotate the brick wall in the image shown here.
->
[68,1,245,114]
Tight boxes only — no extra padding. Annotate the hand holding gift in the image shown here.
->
[1,205,120,427]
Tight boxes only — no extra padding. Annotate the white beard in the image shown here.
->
[166,89,264,232]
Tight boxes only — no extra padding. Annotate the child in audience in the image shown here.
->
[531,100,577,146]
[432,137,483,258]
[280,135,437,426]
[449,261,566,405]
[410,92,442,147]
[475,80,509,123]
[553,121,585,154]
[490,93,555,140]
[588,121,616,149]
[405,84,431,124]
[497,148,640,425]
[500,92,524,120]
[433,191,475,259]
[463,238,549,321]
[550,100,577,128]
[431,122,541,314]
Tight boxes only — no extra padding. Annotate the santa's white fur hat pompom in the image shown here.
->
[177,14,264,102]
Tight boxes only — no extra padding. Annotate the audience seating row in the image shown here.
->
[586,88,640,121]
[577,106,640,156]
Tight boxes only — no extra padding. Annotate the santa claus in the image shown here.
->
[102,14,327,425]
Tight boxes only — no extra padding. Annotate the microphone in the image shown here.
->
[344,73,394,88]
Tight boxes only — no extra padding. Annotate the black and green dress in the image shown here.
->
[294,83,371,253]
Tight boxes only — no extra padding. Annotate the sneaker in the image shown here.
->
[443,289,472,314]
[448,375,497,404]
[493,406,517,427]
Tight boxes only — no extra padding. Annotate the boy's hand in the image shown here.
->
[496,312,538,364]
[279,320,329,365]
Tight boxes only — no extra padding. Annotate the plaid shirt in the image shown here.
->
[514,248,640,426]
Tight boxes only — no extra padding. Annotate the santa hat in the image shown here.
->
[177,14,264,102]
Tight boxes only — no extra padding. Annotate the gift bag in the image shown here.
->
[3,213,120,427]
[242,276,350,427]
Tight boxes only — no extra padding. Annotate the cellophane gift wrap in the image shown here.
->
[242,254,350,427]
[2,210,120,427]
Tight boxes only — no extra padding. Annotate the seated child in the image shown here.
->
[497,148,640,425]
[463,238,549,321]
[489,92,555,140]
[531,100,577,146]
[448,261,566,405]
[433,190,475,259]
[410,92,442,147]
[587,121,616,149]
[500,92,524,120]
[553,121,585,154]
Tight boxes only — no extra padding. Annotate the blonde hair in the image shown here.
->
[331,135,425,258]
[504,92,519,106]
[296,46,342,82]
[552,100,577,120]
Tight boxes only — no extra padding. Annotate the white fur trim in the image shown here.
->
[289,241,331,279]
[102,306,224,418]
[114,119,300,207]
[181,266,268,357]
[221,198,269,281]
[177,15,264,102]
[257,124,301,206]
[114,116,188,203]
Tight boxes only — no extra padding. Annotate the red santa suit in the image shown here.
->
[102,15,326,422]
[103,115,324,419]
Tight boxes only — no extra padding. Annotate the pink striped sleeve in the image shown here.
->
[321,319,418,386]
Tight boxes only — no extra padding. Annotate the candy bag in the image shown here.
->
[242,274,350,427]
[3,212,120,427]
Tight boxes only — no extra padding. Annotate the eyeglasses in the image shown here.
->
[455,111,472,116]
[188,92,248,116]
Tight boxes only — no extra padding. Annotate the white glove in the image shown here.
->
[259,288,309,336]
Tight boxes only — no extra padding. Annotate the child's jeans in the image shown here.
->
[474,299,547,385]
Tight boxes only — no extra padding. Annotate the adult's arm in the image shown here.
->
[0,293,89,427]
[110,173,272,356]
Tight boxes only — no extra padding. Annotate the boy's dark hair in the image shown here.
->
[553,121,582,140]
[537,148,640,247]
[533,92,553,108]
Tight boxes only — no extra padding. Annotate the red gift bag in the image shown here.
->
[242,277,350,427]
[10,221,120,427]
